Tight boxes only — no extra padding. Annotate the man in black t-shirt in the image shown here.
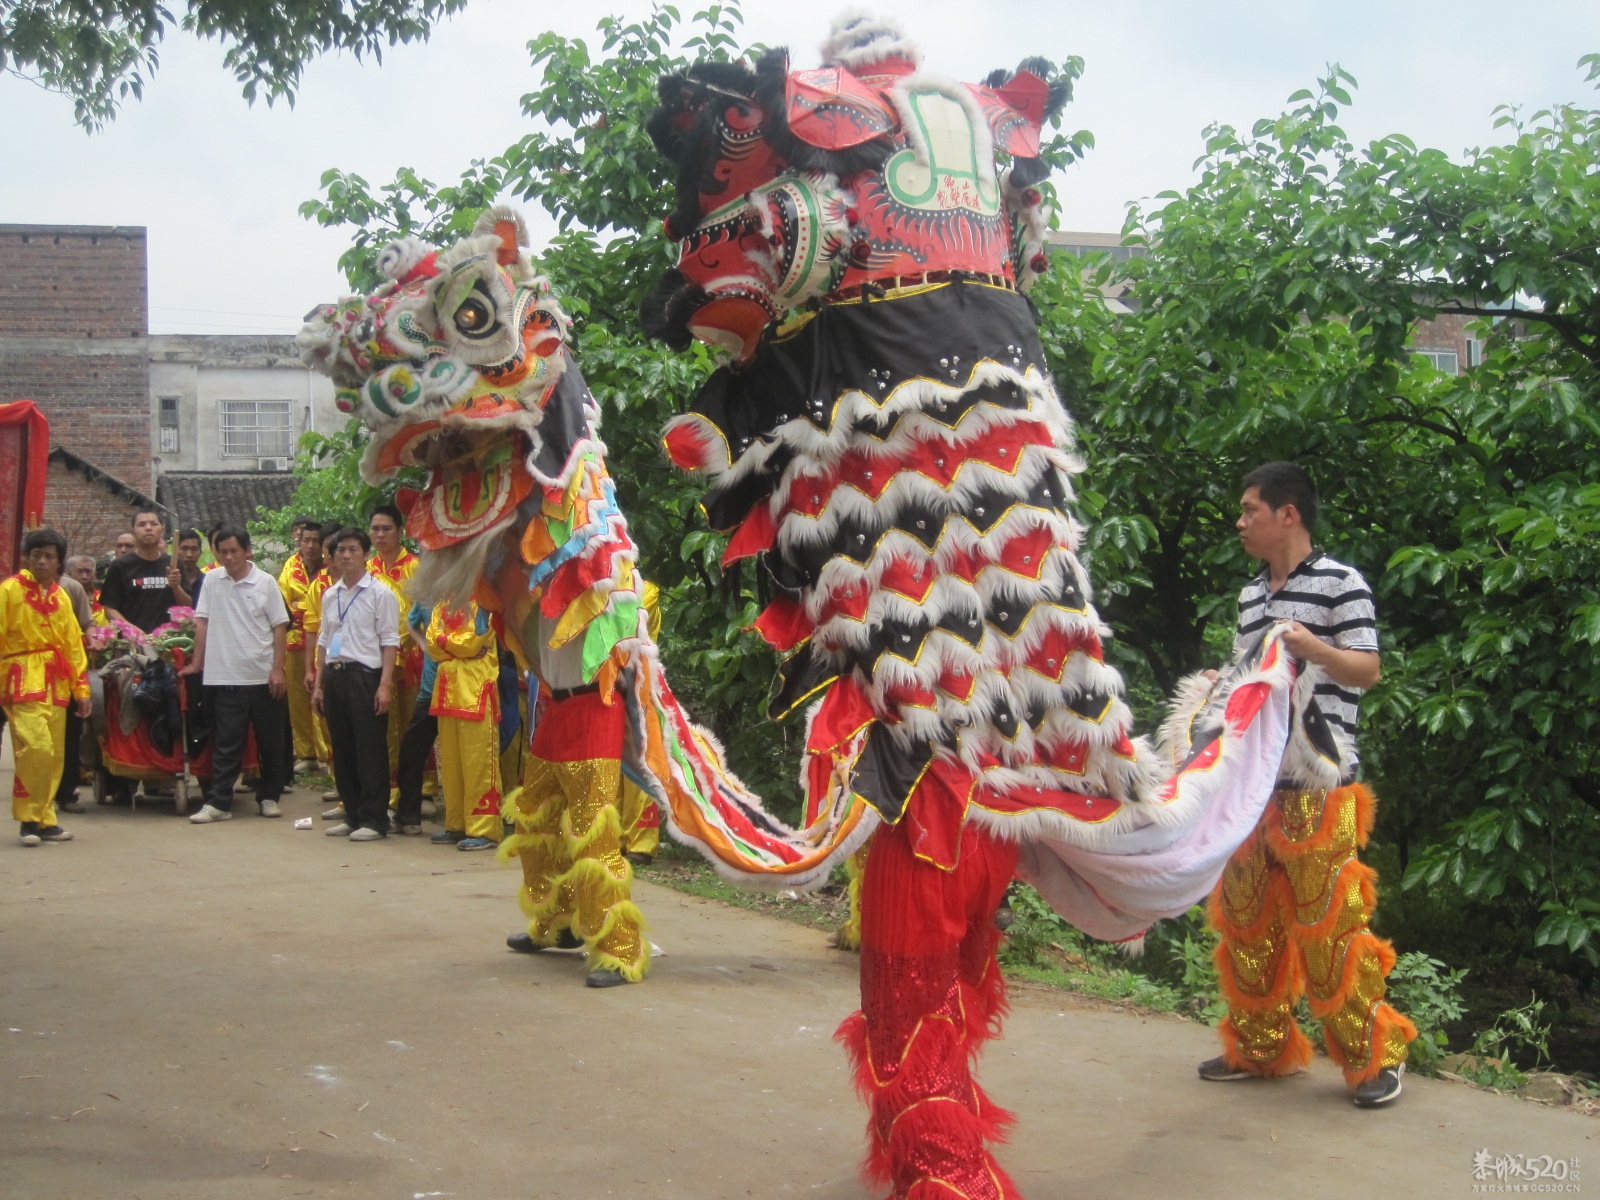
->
[101,508,177,634]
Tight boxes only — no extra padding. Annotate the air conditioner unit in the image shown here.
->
[258,457,290,472]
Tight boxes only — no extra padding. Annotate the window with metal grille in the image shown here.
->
[158,396,180,453]
[218,399,293,458]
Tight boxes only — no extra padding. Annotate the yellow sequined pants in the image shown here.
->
[618,777,660,860]
[502,691,647,981]
[1210,783,1415,1085]
[285,649,327,764]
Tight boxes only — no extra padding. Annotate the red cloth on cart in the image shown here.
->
[101,683,257,778]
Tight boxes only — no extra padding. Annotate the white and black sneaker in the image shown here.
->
[1353,1063,1404,1108]
[1197,1056,1257,1082]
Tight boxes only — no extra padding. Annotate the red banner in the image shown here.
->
[0,400,50,577]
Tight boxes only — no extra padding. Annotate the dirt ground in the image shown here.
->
[2,748,1595,1200]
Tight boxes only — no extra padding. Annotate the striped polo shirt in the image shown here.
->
[1234,549,1378,762]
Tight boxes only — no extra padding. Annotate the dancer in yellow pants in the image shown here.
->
[425,601,502,851]
[1210,782,1415,1084]
[2,530,91,846]
[279,518,328,770]
[504,684,647,986]
[1202,461,1414,1107]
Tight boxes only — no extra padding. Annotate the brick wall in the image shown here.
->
[39,459,147,565]
[0,225,152,493]
[0,225,147,338]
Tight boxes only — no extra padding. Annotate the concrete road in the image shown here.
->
[1,758,1593,1199]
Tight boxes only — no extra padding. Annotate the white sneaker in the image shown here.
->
[321,805,345,820]
[233,778,252,793]
[19,829,41,846]
[348,827,384,842]
[420,799,438,819]
[259,799,282,818]
[189,804,233,824]
[293,758,319,775]
[325,823,353,836]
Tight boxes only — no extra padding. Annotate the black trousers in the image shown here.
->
[324,664,390,833]
[54,708,84,803]
[394,694,438,827]
[207,684,287,812]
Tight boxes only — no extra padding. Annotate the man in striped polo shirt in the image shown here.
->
[1198,461,1415,1107]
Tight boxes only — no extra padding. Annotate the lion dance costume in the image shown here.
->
[640,15,1338,1197]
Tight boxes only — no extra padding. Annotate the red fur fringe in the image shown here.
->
[836,1007,1016,1199]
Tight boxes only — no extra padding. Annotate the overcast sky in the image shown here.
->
[1,0,1593,335]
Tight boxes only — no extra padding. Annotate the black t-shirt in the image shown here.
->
[101,552,176,633]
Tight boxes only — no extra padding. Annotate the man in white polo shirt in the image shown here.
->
[182,525,291,824]
[310,526,400,842]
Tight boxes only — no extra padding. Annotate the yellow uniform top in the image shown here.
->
[641,578,661,641]
[425,602,499,721]
[277,553,316,653]
[371,549,423,687]
[0,570,90,706]
[302,568,332,641]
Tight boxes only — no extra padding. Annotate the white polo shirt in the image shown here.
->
[194,563,291,686]
[317,572,401,669]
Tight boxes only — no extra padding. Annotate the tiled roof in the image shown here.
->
[155,471,300,532]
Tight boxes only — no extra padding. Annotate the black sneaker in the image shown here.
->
[1197,1056,1257,1082]
[506,929,584,954]
[431,829,465,845]
[19,822,41,847]
[585,967,628,988]
[36,825,74,842]
[1353,1064,1405,1108]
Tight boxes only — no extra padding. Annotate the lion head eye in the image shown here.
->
[454,297,493,335]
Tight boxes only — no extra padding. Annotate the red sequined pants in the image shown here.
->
[837,818,1021,1200]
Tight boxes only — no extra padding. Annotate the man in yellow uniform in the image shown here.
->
[366,504,425,808]
[306,524,343,811]
[278,516,328,774]
[424,601,503,852]
[3,530,92,846]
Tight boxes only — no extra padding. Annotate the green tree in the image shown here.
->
[1042,57,1600,972]
[283,4,807,809]
[4,0,467,129]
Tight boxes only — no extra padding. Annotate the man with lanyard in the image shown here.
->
[1198,461,1414,1107]
[101,508,177,634]
[310,526,400,842]
[366,503,429,814]
[182,525,291,824]
[279,516,328,775]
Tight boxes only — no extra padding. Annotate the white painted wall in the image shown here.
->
[148,335,341,475]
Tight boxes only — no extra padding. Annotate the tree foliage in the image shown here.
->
[1046,55,1600,972]
[3,0,467,129]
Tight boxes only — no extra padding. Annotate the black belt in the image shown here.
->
[327,661,380,673]
[549,682,600,701]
